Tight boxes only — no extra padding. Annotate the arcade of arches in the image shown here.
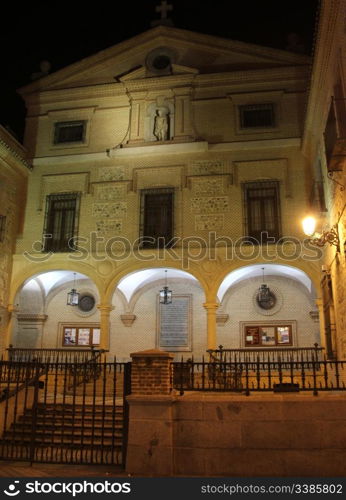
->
[10,264,322,360]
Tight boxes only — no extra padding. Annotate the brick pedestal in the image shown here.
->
[125,349,176,476]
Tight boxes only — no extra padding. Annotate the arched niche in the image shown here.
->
[145,99,175,142]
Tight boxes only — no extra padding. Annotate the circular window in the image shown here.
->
[152,55,171,70]
[78,294,96,313]
[145,47,176,74]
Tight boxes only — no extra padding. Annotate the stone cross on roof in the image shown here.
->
[156,0,173,20]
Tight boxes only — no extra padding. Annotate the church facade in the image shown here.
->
[2,9,344,361]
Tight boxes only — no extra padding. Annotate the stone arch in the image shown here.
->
[10,268,103,349]
[215,263,321,350]
[104,262,208,304]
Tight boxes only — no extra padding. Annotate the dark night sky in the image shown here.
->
[1,0,319,141]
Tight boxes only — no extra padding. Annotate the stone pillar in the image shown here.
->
[315,298,325,351]
[96,304,114,350]
[4,304,18,350]
[128,92,147,143]
[126,349,176,476]
[174,89,194,141]
[203,302,219,350]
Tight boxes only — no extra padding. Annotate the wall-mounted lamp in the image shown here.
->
[302,215,340,252]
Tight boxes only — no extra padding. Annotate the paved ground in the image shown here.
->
[0,461,129,477]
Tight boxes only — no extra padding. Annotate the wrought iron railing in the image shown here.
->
[207,344,324,366]
[173,356,346,396]
[0,361,44,402]
[66,350,105,390]
[6,346,105,363]
[0,359,130,466]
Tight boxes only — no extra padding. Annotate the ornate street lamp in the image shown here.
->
[302,215,340,252]
[67,272,80,306]
[159,269,172,305]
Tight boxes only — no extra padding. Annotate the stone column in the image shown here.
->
[96,304,114,351]
[126,349,176,476]
[203,302,219,350]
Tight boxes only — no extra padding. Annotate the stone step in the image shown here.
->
[18,415,123,425]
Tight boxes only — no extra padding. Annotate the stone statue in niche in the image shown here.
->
[154,108,169,141]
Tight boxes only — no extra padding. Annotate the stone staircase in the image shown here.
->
[0,402,125,464]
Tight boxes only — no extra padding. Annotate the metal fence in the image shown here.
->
[207,344,324,365]
[6,346,104,363]
[173,357,346,396]
[0,359,131,466]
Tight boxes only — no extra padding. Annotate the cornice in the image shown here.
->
[31,137,300,165]
[24,65,309,109]
[19,25,311,97]
[0,138,32,172]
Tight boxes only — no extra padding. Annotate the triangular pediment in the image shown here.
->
[19,25,311,95]
[119,63,199,82]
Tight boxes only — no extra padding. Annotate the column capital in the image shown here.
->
[203,302,219,311]
[315,298,323,308]
[7,304,18,314]
[97,304,114,313]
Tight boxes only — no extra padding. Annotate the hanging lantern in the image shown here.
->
[67,273,80,306]
[256,267,276,310]
[258,283,271,302]
[159,270,172,304]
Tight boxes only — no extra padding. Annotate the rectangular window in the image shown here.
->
[245,325,292,347]
[43,193,80,252]
[0,215,6,242]
[239,103,275,128]
[243,180,281,243]
[54,121,86,144]
[63,326,100,347]
[140,188,174,248]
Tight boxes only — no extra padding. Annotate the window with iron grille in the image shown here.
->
[43,193,80,252]
[54,121,86,144]
[243,181,281,243]
[0,215,6,243]
[139,188,174,248]
[239,103,275,128]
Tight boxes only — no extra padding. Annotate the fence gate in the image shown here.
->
[0,359,131,466]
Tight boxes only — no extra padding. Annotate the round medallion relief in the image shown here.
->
[78,294,96,313]
[252,285,283,316]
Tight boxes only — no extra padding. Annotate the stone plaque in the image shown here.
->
[195,215,224,230]
[99,166,125,182]
[92,202,127,218]
[95,220,122,235]
[158,295,191,351]
[94,184,127,201]
[192,177,224,196]
[190,160,225,175]
[191,197,229,213]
